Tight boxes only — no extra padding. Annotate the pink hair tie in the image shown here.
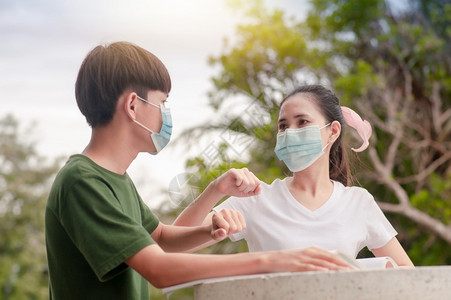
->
[341,106,372,152]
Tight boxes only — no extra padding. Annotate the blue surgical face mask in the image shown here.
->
[274,123,330,172]
[133,96,172,155]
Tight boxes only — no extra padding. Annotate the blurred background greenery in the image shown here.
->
[1,0,449,299]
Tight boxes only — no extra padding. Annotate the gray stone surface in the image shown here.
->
[194,266,451,300]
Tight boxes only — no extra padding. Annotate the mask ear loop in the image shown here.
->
[320,123,332,151]
[341,106,372,152]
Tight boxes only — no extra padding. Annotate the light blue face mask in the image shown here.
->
[134,96,172,155]
[274,123,330,172]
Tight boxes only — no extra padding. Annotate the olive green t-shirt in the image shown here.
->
[45,155,159,300]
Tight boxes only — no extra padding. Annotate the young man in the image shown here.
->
[45,41,351,300]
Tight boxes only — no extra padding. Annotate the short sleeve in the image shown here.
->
[138,196,160,234]
[60,177,156,281]
[364,196,398,250]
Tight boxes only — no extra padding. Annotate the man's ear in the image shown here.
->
[124,92,138,120]
[329,120,342,144]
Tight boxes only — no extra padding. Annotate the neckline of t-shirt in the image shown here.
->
[280,177,339,217]
[70,154,129,180]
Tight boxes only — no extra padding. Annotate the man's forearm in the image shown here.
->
[127,244,267,288]
[127,244,352,289]
[157,223,216,253]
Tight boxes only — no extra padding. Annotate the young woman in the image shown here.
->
[175,84,414,267]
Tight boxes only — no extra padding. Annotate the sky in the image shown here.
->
[0,0,306,209]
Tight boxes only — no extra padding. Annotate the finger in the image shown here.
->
[240,169,254,193]
[240,169,261,194]
[237,211,246,231]
[229,210,244,233]
[240,183,262,196]
[230,169,244,188]
[252,184,262,195]
[243,178,260,194]
[295,263,329,272]
[212,212,229,232]
[305,257,350,271]
[304,247,354,269]
[220,209,239,233]
[236,172,250,192]
[212,228,227,241]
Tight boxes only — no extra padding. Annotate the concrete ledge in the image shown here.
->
[194,266,451,300]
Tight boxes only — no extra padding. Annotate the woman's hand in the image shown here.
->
[213,168,262,198]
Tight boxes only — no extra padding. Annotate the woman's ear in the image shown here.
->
[329,120,342,143]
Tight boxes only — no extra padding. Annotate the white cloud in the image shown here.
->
[0,0,244,208]
[0,0,305,208]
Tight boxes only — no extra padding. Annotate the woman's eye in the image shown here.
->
[279,124,287,130]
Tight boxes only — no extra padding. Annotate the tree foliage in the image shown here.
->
[176,0,451,265]
[0,115,60,300]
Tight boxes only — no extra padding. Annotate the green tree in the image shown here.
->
[0,115,60,300]
[305,0,451,263]
[173,0,450,265]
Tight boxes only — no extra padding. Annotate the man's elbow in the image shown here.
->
[126,245,185,289]
[145,271,173,289]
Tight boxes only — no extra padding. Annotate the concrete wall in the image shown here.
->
[194,266,451,300]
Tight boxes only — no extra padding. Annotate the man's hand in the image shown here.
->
[267,246,356,272]
[213,168,261,198]
[211,209,246,241]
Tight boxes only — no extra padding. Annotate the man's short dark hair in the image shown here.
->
[75,41,171,127]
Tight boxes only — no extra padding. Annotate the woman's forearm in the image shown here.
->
[173,181,225,226]
[371,237,414,267]
[174,168,261,227]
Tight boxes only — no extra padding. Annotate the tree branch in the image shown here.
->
[377,200,451,244]
[431,81,442,134]
[397,152,451,184]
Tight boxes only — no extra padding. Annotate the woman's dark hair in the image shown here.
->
[75,41,171,128]
[279,85,352,186]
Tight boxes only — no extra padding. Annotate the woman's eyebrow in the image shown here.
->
[278,113,309,123]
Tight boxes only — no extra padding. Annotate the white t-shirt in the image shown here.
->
[214,178,397,258]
